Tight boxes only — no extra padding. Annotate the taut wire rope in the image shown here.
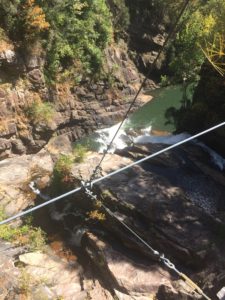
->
[89,0,190,181]
[0,120,225,226]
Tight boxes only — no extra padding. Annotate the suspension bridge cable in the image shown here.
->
[90,0,191,180]
[82,184,211,300]
[1,120,225,226]
[103,204,211,300]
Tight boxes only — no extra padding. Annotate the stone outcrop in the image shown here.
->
[0,39,154,160]
[44,142,225,299]
[0,239,114,300]
[0,149,53,217]
[0,138,225,299]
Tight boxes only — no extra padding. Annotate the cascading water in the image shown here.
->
[89,84,225,216]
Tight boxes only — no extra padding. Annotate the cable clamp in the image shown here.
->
[81,181,97,201]
[160,254,177,271]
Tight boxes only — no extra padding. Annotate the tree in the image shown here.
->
[24,0,50,34]
[169,0,225,81]
[43,0,113,81]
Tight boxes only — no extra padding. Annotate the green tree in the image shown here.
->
[169,0,225,81]
[42,0,113,81]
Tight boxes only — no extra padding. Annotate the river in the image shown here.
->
[76,84,189,152]
[73,84,225,215]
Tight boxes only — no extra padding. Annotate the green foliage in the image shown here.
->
[73,143,88,163]
[53,154,74,190]
[0,208,46,251]
[26,100,55,124]
[0,0,113,81]
[0,0,22,36]
[43,0,113,81]
[160,75,170,87]
[54,154,73,177]
[18,269,32,295]
[168,0,225,81]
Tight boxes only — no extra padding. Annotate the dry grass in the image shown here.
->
[0,118,16,134]
[0,28,14,52]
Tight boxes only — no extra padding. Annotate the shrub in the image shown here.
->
[53,154,74,186]
[107,0,130,39]
[160,75,170,87]
[73,143,88,163]
[88,210,105,221]
[26,100,55,124]
[43,0,113,81]
[18,269,32,295]
[0,208,46,251]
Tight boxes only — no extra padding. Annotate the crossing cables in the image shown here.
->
[1,120,225,226]
[90,0,191,181]
[82,182,211,300]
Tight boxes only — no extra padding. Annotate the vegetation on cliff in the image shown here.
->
[0,0,224,150]
[0,0,113,82]
[0,0,224,82]
[168,0,225,82]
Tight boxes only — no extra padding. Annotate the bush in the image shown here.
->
[73,143,88,163]
[26,100,55,124]
[0,208,46,251]
[107,0,130,39]
[43,0,113,81]
[160,75,170,87]
[53,154,74,186]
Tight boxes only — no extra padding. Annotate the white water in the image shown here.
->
[96,122,131,153]
[96,123,225,170]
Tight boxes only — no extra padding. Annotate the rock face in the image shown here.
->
[0,38,153,160]
[1,140,225,299]
[0,239,114,300]
[84,232,174,300]
[45,142,225,299]
[0,149,53,217]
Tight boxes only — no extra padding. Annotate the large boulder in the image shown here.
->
[58,142,225,299]
[0,149,53,217]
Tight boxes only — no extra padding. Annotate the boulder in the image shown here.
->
[85,232,173,299]
[0,49,16,63]
[0,150,53,216]
[66,143,225,298]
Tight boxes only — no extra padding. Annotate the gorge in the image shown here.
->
[0,1,225,299]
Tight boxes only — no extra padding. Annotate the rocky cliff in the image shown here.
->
[0,41,140,158]
[0,27,163,160]
[1,136,224,299]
